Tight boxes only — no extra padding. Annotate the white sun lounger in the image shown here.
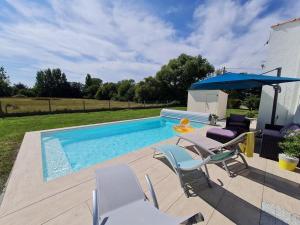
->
[176,132,249,176]
[93,164,204,225]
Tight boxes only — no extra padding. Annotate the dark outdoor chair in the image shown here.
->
[206,114,250,143]
[260,123,300,166]
[225,114,250,135]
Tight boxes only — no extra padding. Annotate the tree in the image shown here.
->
[155,54,214,103]
[13,83,27,90]
[18,88,36,97]
[215,67,226,75]
[34,68,70,97]
[95,82,117,100]
[116,79,135,101]
[83,74,102,98]
[0,66,12,97]
[243,94,260,111]
[85,73,102,87]
[68,82,83,98]
[11,83,35,97]
[135,77,161,102]
[85,74,93,87]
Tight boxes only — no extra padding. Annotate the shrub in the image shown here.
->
[12,94,27,98]
[246,111,256,118]
[227,99,241,109]
[279,132,300,158]
[243,95,260,111]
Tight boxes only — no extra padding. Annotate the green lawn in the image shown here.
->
[226,108,258,117]
[0,107,185,193]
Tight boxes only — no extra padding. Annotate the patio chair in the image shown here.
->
[153,144,242,196]
[176,132,250,177]
[225,114,250,135]
[93,164,204,225]
[206,114,250,143]
[153,144,212,196]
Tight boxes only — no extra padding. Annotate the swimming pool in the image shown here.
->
[41,117,204,181]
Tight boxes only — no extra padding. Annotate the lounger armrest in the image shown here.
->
[180,212,205,224]
[145,174,159,209]
[92,190,98,225]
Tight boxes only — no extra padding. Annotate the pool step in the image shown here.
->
[42,138,73,181]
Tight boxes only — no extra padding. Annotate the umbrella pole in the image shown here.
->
[271,67,282,125]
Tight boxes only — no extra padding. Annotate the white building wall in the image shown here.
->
[217,91,228,119]
[187,90,228,119]
[257,21,300,129]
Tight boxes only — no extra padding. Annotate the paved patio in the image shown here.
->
[0,121,299,225]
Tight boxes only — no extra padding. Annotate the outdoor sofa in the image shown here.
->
[260,123,300,165]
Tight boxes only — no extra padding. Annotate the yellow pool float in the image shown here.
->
[180,118,190,126]
[173,118,195,133]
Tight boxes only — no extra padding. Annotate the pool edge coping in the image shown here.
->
[38,116,160,134]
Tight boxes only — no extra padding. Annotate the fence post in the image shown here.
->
[0,101,3,118]
[108,99,111,109]
[5,104,8,114]
[48,99,52,112]
[82,100,86,112]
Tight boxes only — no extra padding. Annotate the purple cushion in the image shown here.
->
[280,123,300,135]
[207,127,237,138]
[230,114,246,122]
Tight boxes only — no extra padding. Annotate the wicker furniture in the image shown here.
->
[260,123,300,166]
[225,114,250,135]
[206,114,250,143]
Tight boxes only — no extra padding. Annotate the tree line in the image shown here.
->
[0,54,214,103]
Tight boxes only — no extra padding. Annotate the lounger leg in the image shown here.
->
[222,161,232,177]
[176,138,181,145]
[193,146,203,158]
[177,170,189,197]
[238,152,249,168]
[92,190,98,225]
[205,173,212,188]
[200,168,211,188]
[153,150,164,159]
[204,164,210,178]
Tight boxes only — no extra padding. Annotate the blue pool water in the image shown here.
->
[41,117,204,181]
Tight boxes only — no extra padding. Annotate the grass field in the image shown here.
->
[0,97,169,115]
[226,108,258,117]
[0,107,185,193]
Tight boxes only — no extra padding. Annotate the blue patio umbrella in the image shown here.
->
[190,72,300,90]
[190,72,300,124]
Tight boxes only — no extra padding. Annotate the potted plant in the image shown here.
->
[278,131,300,171]
[208,114,218,126]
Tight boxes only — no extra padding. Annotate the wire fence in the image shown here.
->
[0,98,179,117]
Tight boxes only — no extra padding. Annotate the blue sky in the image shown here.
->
[0,0,299,86]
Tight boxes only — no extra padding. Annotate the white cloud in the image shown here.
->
[165,6,181,15]
[0,0,300,85]
[188,0,300,72]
